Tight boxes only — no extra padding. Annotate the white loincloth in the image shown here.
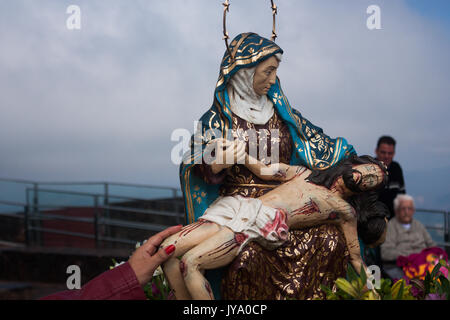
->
[199,195,289,253]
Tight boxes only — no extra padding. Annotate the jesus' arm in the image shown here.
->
[245,154,307,182]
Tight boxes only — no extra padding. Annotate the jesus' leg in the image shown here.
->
[161,220,222,300]
[180,227,239,300]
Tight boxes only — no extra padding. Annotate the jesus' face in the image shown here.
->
[349,163,385,192]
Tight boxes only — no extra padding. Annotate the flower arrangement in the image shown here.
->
[143,265,171,300]
[321,260,450,300]
[109,241,449,300]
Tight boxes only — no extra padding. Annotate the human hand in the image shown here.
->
[128,225,183,287]
[204,138,246,174]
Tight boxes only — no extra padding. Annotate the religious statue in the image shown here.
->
[174,2,387,299]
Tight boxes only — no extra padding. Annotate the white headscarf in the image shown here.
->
[227,54,282,125]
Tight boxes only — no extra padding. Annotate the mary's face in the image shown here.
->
[253,56,279,96]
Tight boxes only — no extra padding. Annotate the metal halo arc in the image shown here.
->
[222,0,277,62]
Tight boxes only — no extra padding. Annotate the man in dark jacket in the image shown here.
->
[375,136,406,220]
[366,136,406,271]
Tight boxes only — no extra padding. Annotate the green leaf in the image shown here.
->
[347,264,359,283]
[391,279,406,300]
[424,270,432,294]
[143,282,153,300]
[438,275,450,298]
[410,278,425,298]
[320,284,333,294]
[395,280,405,300]
[336,278,359,299]
[320,284,336,299]
[379,278,392,298]
[360,265,367,288]
[381,278,392,290]
[431,263,442,280]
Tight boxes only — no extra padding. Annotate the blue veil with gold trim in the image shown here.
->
[180,32,356,225]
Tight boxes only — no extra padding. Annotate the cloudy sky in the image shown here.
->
[1,0,449,208]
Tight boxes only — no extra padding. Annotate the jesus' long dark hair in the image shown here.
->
[350,192,389,245]
[307,155,389,245]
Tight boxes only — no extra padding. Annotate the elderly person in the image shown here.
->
[381,194,436,279]
[180,32,357,299]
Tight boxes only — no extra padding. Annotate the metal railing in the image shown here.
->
[0,177,181,204]
[415,208,449,246]
[1,178,449,249]
[0,201,184,248]
[0,178,184,249]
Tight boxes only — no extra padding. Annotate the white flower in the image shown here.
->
[153,266,163,277]
[151,266,168,287]
[114,261,126,268]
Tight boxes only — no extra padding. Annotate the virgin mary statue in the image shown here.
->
[180,32,355,299]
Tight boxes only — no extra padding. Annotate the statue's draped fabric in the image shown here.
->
[222,225,349,300]
[179,33,355,299]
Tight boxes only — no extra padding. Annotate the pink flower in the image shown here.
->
[439,266,448,279]
[151,283,161,296]
[425,293,446,300]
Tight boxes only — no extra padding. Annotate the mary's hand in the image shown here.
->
[204,138,247,174]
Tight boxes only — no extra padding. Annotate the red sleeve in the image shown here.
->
[40,262,147,300]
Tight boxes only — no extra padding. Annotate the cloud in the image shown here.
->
[0,0,449,193]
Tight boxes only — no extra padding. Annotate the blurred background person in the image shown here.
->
[375,135,406,220]
[381,194,436,280]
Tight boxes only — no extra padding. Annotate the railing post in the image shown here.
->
[445,210,449,243]
[32,183,41,246]
[32,183,39,215]
[94,196,99,249]
[26,189,32,246]
[104,183,109,206]
[24,205,30,246]
[104,183,110,239]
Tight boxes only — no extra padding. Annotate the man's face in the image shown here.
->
[396,200,415,224]
[253,56,279,96]
[375,143,395,167]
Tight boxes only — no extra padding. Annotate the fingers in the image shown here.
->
[152,245,176,266]
[206,138,248,166]
[144,225,182,256]
[155,225,183,242]
[147,226,181,266]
